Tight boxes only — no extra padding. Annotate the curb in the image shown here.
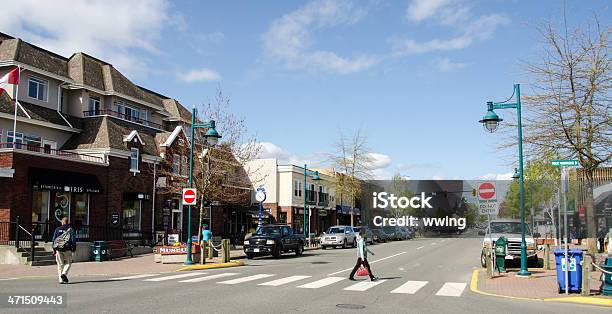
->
[176,261,245,271]
[470,269,612,307]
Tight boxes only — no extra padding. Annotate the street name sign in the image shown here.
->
[478,181,498,215]
[182,188,197,206]
[551,159,579,167]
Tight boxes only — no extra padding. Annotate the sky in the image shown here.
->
[1,0,609,180]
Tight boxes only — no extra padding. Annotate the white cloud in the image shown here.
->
[258,142,315,166]
[262,0,378,74]
[477,172,514,180]
[367,153,392,169]
[179,68,221,82]
[0,0,180,77]
[406,0,455,23]
[394,0,509,57]
[436,57,466,72]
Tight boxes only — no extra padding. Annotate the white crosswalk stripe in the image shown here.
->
[435,282,467,297]
[344,279,387,291]
[111,274,157,280]
[218,274,274,285]
[179,273,240,283]
[390,281,428,294]
[258,275,311,286]
[144,272,206,282]
[297,276,345,289]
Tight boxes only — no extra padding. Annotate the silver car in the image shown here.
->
[320,225,357,249]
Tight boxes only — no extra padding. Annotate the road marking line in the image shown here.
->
[297,277,344,289]
[435,282,467,297]
[390,280,428,294]
[344,279,387,291]
[327,252,407,276]
[431,242,437,245]
[218,274,274,284]
[416,246,424,250]
[179,273,239,283]
[111,274,157,280]
[258,275,311,286]
[144,272,206,282]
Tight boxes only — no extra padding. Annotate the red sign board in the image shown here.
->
[478,182,496,200]
[182,188,197,206]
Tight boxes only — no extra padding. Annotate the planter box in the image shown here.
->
[154,244,200,264]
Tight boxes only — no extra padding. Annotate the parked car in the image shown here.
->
[383,226,401,241]
[320,225,357,249]
[370,228,383,243]
[354,226,374,245]
[243,224,305,259]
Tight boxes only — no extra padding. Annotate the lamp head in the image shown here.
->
[479,102,502,133]
[312,171,321,181]
[512,168,520,180]
[204,120,221,146]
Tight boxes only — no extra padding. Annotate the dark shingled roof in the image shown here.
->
[62,116,161,156]
[0,37,69,77]
[162,99,192,123]
[0,93,78,129]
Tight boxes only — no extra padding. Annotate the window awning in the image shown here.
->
[31,168,103,193]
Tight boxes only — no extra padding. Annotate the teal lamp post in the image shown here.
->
[185,107,221,265]
[479,84,531,277]
[303,165,321,246]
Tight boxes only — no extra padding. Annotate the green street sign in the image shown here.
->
[551,159,579,167]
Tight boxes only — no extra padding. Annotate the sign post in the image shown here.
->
[551,159,579,295]
[478,181,498,277]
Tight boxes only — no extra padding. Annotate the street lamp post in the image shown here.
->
[303,164,321,246]
[479,83,531,277]
[185,107,221,265]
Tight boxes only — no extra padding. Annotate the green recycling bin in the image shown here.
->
[602,257,612,296]
[89,241,109,262]
[495,236,507,273]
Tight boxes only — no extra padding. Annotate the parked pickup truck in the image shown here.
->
[479,219,540,267]
[243,224,305,259]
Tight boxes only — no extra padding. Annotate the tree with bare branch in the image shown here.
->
[519,17,611,252]
[330,128,373,227]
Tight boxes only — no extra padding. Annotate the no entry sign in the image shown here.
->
[182,188,197,206]
[478,182,498,215]
[478,182,496,200]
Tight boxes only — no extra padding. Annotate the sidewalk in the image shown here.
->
[471,250,612,307]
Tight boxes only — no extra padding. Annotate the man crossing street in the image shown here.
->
[52,217,76,284]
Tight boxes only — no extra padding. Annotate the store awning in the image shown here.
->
[31,168,103,193]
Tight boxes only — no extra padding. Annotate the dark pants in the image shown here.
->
[349,257,375,279]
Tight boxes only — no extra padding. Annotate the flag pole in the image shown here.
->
[12,66,20,145]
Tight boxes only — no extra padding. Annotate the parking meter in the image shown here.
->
[495,236,507,273]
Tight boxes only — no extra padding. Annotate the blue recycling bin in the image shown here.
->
[554,249,583,293]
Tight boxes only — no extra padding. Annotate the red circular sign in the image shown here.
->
[183,189,196,204]
[478,182,496,199]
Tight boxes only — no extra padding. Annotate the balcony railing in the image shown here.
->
[83,110,165,130]
[0,142,105,164]
[305,190,317,205]
[318,192,329,206]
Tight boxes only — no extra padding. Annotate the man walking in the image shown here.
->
[349,234,378,281]
[52,217,76,284]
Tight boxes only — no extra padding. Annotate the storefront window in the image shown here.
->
[32,191,50,223]
[52,192,70,222]
[122,200,141,231]
[72,193,89,227]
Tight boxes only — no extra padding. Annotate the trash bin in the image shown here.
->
[554,249,583,293]
[602,257,612,296]
[89,241,108,262]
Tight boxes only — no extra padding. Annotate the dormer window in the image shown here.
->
[130,148,139,172]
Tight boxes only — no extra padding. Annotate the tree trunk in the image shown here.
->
[584,169,597,253]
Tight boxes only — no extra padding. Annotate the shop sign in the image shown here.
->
[156,244,200,255]
[319,209,327,216]
[167,234,179,245]
[111,212,120,226]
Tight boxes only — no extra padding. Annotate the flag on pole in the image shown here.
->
[0,67,20,95]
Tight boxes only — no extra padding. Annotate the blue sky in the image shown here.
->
[2,0,610,179]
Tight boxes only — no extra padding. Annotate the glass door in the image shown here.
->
[32,191,50,240]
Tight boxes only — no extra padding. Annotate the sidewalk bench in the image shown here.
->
[107,240,134,259]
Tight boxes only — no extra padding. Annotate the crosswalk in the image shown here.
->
[110,272,468,297]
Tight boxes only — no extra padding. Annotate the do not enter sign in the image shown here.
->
[478,182,496,200]
[182,188,197,206]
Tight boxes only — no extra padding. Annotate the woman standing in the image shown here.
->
[349,234,378,281]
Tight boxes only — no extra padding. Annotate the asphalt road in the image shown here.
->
[1,237,607,313]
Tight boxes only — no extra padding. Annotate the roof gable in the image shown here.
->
[123,130,145,146]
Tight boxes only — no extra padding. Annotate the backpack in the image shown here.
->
[53,228,72,251]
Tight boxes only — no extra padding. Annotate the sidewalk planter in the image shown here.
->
[155,244,200,264]
[554,249,583,293]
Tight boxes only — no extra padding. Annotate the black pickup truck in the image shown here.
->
[243,224,305,259]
